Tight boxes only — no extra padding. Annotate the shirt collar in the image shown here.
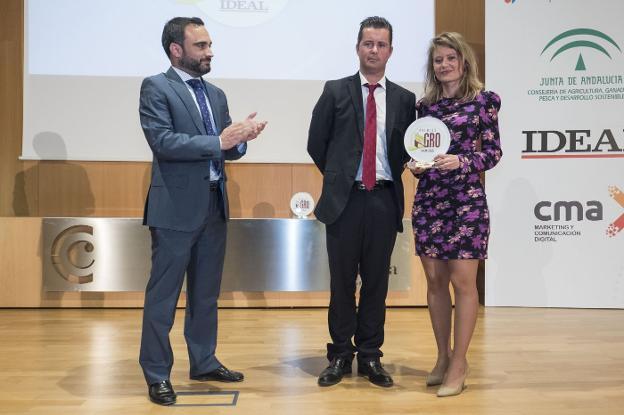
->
[172,66,202,83]
[359,71,386,90]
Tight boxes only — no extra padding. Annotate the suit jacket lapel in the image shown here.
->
[384,80,399,153]
[348,73,365,145]
[202,79,225,163]
[202,79,223,133]
[165,67,207,134]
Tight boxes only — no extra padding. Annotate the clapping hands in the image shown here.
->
[220,112,268,149]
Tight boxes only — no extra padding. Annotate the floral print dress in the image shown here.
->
[411,90,502,259]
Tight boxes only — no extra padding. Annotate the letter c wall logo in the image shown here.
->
[50,225,95,284]
[178,0,290,27]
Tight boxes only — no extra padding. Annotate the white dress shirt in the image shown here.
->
[172,66,218,135]
[356,72,393,182]
[172,66,230,181]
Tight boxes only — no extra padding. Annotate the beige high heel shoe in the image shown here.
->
[436,364,469,397]
[426,357,451,386]
[425,371,444,387]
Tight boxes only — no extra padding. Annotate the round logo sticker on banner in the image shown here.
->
[404,116,451,168]
[195,0,290,28]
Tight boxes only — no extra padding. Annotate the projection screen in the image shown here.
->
[23,0,433,163]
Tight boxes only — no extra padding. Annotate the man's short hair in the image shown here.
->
[162,17,205,58]
[357,16,393,45]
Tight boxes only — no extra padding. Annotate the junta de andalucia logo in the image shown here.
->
[541,28,621,71]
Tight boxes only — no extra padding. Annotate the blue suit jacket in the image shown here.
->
[139,67,245,231]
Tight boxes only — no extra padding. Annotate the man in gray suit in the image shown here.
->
[138,17,266,406]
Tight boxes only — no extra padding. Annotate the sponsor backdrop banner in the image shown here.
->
[486,0,624,307]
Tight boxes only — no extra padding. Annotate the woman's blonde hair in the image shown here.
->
[421,32,483,104]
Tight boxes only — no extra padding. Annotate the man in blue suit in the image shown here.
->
[138,17,266,406]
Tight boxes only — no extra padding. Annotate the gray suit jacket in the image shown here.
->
[139,67,245,232]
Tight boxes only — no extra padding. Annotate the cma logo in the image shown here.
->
[522,129,624,156]
[50,225,95,284]
[534,200,603,221]
[220,0,268,11]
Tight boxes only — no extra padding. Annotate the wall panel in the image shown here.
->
[0,0,484,307]
[0,0,25,216]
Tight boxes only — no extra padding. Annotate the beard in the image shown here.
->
[179,54,211,76]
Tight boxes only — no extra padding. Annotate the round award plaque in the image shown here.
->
[404,116,451,168]
[290,192,315,219]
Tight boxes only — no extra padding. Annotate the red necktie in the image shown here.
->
[363,83,379,191]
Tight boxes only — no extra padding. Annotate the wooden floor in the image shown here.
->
[0,307,623,414]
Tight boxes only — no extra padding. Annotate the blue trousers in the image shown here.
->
[139,192,226,384]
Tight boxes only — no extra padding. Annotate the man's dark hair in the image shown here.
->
[357,16,393,45]
[162,17,205,58]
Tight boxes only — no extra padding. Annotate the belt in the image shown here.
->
[353,180,393,191]
[209,181,220,191]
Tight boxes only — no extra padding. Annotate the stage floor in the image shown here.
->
[0,307,622,414]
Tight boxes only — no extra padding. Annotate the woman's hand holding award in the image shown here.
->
[404,116,451,170]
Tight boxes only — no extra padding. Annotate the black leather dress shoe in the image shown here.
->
[318,357,353,387]
[148,380,176,405]
[358,360,394,387]
[190,365,244,382]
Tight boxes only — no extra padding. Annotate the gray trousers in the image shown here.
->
[139,190,225,385]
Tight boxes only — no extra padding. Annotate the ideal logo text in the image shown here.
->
[521,129,624,159]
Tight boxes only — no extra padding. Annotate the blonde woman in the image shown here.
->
[409,32,502,397]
